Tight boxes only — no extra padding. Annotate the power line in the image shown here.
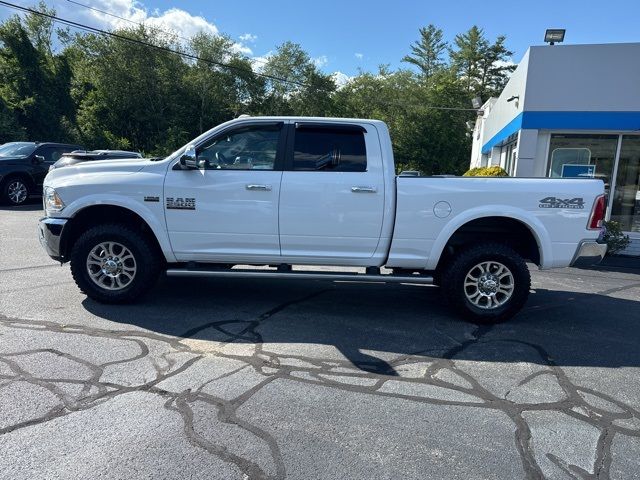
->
[0,0,480,113]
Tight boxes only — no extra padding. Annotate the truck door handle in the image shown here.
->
[246,184,272,191]
[351,186,377,193]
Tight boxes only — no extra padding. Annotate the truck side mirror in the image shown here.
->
[179,145,198,169]
[33,155,45,165]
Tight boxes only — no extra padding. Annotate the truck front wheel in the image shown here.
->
[70,224,161,303]
[441,243,530,323]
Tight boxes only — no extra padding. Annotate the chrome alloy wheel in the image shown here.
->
[7,180,28,204]
[86,242,137,291]
[464,261,514,310]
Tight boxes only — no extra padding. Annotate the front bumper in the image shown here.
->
[38,217,67,261]
[570,240,607,268]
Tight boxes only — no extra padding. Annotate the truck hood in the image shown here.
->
[71,157,148,171]
[44,157,153,187]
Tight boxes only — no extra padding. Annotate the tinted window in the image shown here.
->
[38,146,73,163]
[197,125,280,170]
[0,142,36,157]
[293,128,366,172]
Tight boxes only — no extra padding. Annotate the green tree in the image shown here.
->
[335,67,472,175]
[23,0,54,55]
[449,26,515,99]
[0,96,24,142]
[187,33,264,134]
[261,41,336,116]
[0,3,74,142]
[402,24,447,78]
[69,26,190,153]
[0,8,514,174]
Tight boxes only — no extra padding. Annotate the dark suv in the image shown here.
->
[0,142,82,205]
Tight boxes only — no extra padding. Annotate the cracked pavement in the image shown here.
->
[1,204,640,479]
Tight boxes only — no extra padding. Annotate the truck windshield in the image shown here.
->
[0,142,37,158]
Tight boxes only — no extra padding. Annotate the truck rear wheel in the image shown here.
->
[441,243,530,323]
[70,224,161,303]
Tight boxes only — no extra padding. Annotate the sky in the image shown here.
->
[1,0,640,82]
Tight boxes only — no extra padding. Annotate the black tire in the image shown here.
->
[70,224,161,304]
[441,242,530,324]
[1,176,30,206]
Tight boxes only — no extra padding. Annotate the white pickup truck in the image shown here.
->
[39,116,607,322]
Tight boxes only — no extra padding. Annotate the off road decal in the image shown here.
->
[144,196,159,202]
[538,197,585,209]
[166,197,196,210]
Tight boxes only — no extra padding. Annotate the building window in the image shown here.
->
[547,134,618,194]
[610,135,640,233]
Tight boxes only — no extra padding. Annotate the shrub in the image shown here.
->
[463,166,509,177]
[602,221,631,255]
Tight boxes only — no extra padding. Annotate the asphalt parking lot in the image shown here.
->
[1,202,640,480]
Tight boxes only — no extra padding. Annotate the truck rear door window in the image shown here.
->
[293,128,366,172]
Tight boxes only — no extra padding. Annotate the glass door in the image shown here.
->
[610,136,640,233]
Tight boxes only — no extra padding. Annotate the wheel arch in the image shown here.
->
[60,203,173,263]
[1,170,36,191]
[430,209,551,272]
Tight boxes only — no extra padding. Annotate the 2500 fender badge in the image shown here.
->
[166,197,196,210]
[539,196,584,209]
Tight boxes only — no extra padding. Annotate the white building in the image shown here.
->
[471,42,640,256]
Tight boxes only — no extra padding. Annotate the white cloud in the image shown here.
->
[61,0,220,39]
[56,1,261,58]
[354,52,363,60]
[230,43,253,56]
[494,59,516,69]
[239,33,257,43]
[142,8,219,38]
[250,51,273,73]
[331,71,353,89]
[312,55,328,68]
[493,59,517,80]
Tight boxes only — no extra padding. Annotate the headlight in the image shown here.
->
[44,187,65,214]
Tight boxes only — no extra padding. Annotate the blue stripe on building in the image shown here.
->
[481,111,640,154]
[481,113,523,154]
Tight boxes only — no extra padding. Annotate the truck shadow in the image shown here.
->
[82,276,640,375]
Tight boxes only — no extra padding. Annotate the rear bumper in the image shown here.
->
[38,217,67,262]
[570,240,607,267]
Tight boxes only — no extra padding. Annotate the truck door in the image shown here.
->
[278,123,385,262]
[164,122,286,261]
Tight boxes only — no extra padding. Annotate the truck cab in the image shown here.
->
[165,119,394,266]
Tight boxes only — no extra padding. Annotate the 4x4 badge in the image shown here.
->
[539,197,584,209]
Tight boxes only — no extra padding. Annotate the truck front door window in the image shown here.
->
[197,126,280,170]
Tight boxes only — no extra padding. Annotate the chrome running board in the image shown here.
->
[165,267,434,284]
